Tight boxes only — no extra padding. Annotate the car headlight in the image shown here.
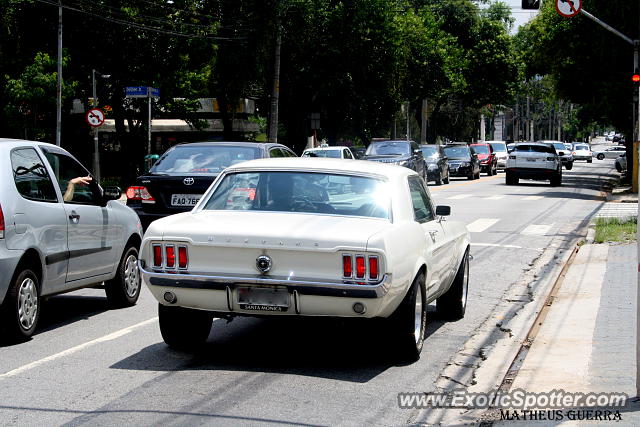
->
[460,162,470,167]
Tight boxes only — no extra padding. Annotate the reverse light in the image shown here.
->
[342,254,353,278]
[165,245,176,268]
[178,246,188,269]
[0,203,4,239]
[355,255,366,279]
[153,245,163,267]
[126,186,155,203]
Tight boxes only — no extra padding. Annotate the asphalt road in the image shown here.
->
[0,146,621,426]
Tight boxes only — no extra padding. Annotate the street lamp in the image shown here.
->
[91,69,110,182]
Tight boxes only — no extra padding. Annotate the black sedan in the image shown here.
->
[443,145,481,180]
[126,141,297,229]
[362,139,427,179]
[420,144,450,185]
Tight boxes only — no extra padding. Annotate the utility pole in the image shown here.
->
[526,96,531,141]
[267,23,281,143]
[480,114,486,142]
[56,1,62,146]
[406,101,410,141]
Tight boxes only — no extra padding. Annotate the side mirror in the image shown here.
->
[103,186,122,201]
[436,205,451,216]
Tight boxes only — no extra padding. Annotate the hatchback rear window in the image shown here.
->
[514,145,555,154]
[575,145,589,150]
[471,145,490,154]
[202,171,390,219]
[152,145,261,174]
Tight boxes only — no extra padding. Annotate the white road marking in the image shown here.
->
[484,195,505,200]
[447,194,472,200]
[471,243,543,251]
[0,317,158,379]
[523,196,544,200]
[521,224,553,235]
[466,218,500,233]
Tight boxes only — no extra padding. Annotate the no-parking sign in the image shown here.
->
[556,0,582,18]
[86,108,105,127]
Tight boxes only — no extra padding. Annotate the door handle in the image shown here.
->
[69,211,80,223]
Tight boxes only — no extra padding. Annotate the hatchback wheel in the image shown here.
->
[105,245,141,307]
[597,153,605,160]
[0,268,41,343]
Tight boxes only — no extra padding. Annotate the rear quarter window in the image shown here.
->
[11,148,58,202]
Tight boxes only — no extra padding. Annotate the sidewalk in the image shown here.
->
[491,201,640,425]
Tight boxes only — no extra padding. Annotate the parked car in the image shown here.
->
[362,140,427,180]
[126,141,297,230]
[572,143,593,163]
[615,153,627,173]
[419,144,450,185]
[487,141,509,170]
[505,142,562,186]
[139,157,470,361]
[540,140,573,170]
[302,145,355,159]
[443,144,481,180]
[470,143,498,176]
[594,146,626,160]
[0,139,143,342]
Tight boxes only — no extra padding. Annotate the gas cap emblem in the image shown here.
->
[256,255,272,273]
[183,177,195,185]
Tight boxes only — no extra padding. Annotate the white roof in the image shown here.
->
[303,146,347,151]
[224,157,416,179]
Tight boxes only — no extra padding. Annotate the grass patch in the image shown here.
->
[594,217,637,243]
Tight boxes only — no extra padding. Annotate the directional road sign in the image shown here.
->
[86,108,105,127]
[125,86,160,99]
[556,0,582,18]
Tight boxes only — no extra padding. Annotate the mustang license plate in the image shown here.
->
[237,286,289,312]
[171,194,202,206]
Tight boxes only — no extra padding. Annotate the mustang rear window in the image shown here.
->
[202,172,390,219]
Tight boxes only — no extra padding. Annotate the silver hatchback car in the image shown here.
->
[0,139,143,343]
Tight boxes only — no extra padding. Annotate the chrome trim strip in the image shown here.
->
[139,262,390,299]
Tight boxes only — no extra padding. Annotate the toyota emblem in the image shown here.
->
[256,255,272,273]
[183,177,195,186]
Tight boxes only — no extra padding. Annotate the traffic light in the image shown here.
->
[522,0,540,9]
[632,73,640,83]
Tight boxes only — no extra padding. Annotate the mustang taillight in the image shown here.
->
[153,245,162,267]
[178,246,188,269]
[355,256,366,279]
[165,246,176,268]
[126,186,155,203]
[343,255,353,277]
[369,257,379,280]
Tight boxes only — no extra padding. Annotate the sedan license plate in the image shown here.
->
[171,194,202,206]
[526,158,539,162]
[237,286,289,312]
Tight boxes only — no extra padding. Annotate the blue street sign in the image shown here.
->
[125,86,160,98]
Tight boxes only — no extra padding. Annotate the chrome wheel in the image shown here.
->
[414,284,423,343]
[461,255,469,309]
[18,277,38,330]
[123,254,140,298]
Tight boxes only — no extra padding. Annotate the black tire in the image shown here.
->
[587,159,593,163]
[437,251,469,320]
[505,171,518,185]
[550,170,562,187]
[565,161,573,171]
[475,171,481,179]
[443,173,450,184]
[105,245,141,308]
[0,268,41,342]
[435,173,443,185]
[467,171,474,180]
[486,168,492,176]
[389,272,426,362]
[597,153,605,160]
[159,304,214,350]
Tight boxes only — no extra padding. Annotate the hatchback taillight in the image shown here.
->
[0,203,4,239]
[126,186,155,203]
[178,246,188,269]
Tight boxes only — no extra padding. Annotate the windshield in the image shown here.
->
[551,142,566,151]
[302,149,341,158]
[514,145,555,154]
[471,145,490,154]
[202,171,390,219]
[489,142,507,152]
[365,141,410,156]
[420,146,438,158]
[575,144,589,150]
[151,145,261,174]
[443,146,471,159]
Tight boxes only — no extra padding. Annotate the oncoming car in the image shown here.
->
[302,146,355,159]
[139,158,471,361]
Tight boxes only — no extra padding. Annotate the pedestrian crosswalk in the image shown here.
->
[462,218,555,236]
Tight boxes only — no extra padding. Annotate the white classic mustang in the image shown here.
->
[140,158,470,360]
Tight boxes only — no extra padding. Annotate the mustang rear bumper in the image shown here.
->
[139,263,393,318]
